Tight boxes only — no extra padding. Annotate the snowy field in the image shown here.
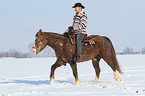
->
[0,55,145,96]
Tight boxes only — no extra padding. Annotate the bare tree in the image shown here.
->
[123,47,133,54]
[141,47,145,54]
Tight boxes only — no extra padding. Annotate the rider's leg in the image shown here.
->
[76,33,84,57]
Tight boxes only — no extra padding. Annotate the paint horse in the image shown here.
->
[33,29,123,85]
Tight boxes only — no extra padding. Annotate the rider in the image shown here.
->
[72,2,87,60]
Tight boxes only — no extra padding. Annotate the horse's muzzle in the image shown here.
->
[33,48,38,55]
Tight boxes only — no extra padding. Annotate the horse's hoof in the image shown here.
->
[75,82,79,85]
[114,72,122,82]
[75,80,80,85]
[92,76,98,84]
[115,76,121,82]
[116,78,122,82]
[50,78,54,84]
[92,82,98,84]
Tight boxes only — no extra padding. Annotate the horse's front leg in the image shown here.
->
[70,62,79,85]
[50,60,65,84]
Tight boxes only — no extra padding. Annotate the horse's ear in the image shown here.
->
[39,29,42,33]
[37,29,43,36]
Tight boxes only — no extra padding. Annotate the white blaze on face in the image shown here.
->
[60,43,63,46]
[33,43,37,55]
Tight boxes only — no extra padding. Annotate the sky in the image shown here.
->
[0,0,145,53]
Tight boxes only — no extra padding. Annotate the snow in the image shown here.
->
[0,55,145,96]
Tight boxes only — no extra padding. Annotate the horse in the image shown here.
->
[32,29,123,85]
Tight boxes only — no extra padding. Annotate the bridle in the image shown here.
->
[33,36,46,52]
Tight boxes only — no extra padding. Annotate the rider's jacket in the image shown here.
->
[73,10,87,34]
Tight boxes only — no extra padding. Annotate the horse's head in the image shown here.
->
[33,29,48,55]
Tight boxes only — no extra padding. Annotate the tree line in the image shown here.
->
[0,49,31,58]
[0,43,55,58]
[117,47,145,55]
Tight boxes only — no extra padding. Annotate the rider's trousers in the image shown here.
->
[76,33,84,57]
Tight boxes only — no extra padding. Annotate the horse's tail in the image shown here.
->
[105,37,123,74]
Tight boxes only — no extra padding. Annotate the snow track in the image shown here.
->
[0,55,145,96]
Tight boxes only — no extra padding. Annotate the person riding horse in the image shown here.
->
[32,3,122,85]
[72,3,87,60]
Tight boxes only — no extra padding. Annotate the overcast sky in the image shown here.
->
[0,0,145,53]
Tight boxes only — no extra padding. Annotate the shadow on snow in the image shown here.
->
[0,79,72,85]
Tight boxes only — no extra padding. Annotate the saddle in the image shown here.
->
[63,27,95,45]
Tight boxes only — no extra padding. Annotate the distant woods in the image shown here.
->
[118,47,145,55]
[0,49,30,58]
[0,44,145,58]
[0,43,55,58]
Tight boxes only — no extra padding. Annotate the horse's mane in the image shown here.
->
[43,32,67,40]
[36,32,63,37]
[44,32,63,36]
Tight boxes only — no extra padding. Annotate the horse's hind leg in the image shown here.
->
[92,55,101,84]
[102,56,121,82]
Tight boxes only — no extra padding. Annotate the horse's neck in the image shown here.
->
[44,32,66,50]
